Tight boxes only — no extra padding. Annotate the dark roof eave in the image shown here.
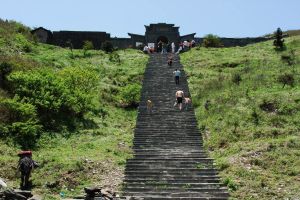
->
[180,33,196,37]
[128,33,145,37]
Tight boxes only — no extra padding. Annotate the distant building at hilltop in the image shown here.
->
[31,23,271,50]
[31,27,53,43]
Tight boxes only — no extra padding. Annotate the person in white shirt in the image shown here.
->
[183,40,189,50]
[143,45,150,54]
[176,46,183,54]
[171,42,176,53]
[191,39,196,47]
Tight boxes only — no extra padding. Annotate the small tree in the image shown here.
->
[281,49,296,68]
[202,34,222,48]
[66,40,74,58]
[278,73,294,88]
[109,52,121,64]
[102,41,114,53]
[82,40,94,56]
[273,28,285,50]
[232,73,242,85]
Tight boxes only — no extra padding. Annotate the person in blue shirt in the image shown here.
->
[173,69,181,85]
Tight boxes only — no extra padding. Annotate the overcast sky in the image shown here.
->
[1,0,299,38]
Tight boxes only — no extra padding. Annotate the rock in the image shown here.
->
[101,189,113,200]
[4,189,27,200]
[0,178,7,189]
[13,189,33,198]
[28,195,43,200]
[45,180,59,189]
[84,186,101,195]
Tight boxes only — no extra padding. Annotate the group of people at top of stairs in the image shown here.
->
[143,39,196,54]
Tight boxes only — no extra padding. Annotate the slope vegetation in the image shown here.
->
[0,19,148,199]
[181,36,300,199]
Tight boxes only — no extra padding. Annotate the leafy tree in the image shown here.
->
[232,73,242,85]
[101,41,114,53]
[82,40,94,56]
[273,28,285,50]
[0,98,41,149]
[0,62,12,89]
[7,68,98,130]
[119,84,141,108]
[203,34,222,48]
[281,49,296,67]
[109,52,121,64]
[278,73,294,88]
[66,40,74,58]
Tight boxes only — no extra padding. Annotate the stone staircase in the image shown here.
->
[121,53,229,199]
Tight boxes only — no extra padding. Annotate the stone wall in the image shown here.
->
[51,31,110,49]
[195,37,271,47]
[110,38,133,49]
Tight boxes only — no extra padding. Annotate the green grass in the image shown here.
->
[0,20,148,199]
[181,36,300,199]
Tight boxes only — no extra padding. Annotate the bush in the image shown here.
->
[0,62,13,89]
[278,73,294,88]
[101,41,114,53]
[281,50,296,66]
[232,73,242,85]
[203,34,222,48]
[82,40,94,57]
[119,84,141,108]
[23,44,33,53]
[0,98,41,149]
[58,67,99,115]
[7,68,98,129]
[109,52,121,64]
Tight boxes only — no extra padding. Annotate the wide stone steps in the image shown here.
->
[121,197,228,200]
[124,176,222,182]
[121,54,228,199]
[121,191,229,198]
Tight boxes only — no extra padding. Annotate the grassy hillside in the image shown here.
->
[0,20,148,199]
[181,37,300,199]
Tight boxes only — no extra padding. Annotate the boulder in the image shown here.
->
[4,189,27,200]
[13,189,33,198]
[0,178,7,190]
[28,195,43,200]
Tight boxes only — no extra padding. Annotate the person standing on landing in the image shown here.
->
[171,42,176,53]
[175,90,184,110]
[173,69,181,85]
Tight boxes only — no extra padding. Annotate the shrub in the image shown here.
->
[223,177,238,191]
[7,68,98,129]
[232,73,242,85]
[0,62,13,89]
[281,50,296,66]
[109,52,121,64]
[82,40,94,57]
[278,73,294,88]
[251,109,259,125]
[0,98,41,149]
[119,84,141,108]
[101,41,114,53]
[23,44,33,53]
[259,99,278,112]
[202,34,222,48]
[58,67,99,115]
